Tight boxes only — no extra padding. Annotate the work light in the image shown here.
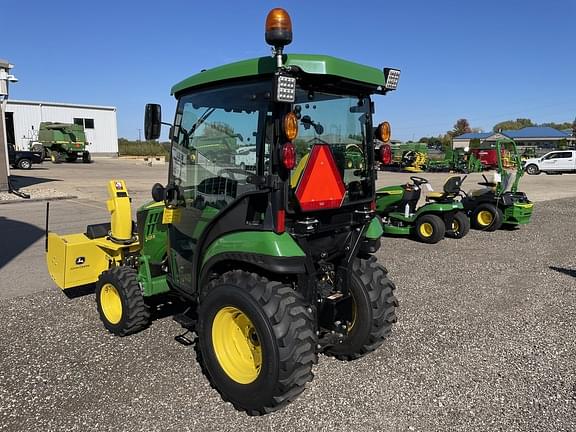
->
[384,68,401,90]
[274,74,296,103]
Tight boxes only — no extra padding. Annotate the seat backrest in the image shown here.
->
[443,176,462,195]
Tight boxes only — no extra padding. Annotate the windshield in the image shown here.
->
[289,90,373,208]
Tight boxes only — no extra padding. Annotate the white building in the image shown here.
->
[5,100,118,155]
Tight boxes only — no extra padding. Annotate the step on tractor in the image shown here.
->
[45,8,400,415]
[461,138,533,231]
[375,175,470,244]
[34,122,92,163]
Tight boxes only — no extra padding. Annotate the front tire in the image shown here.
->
[17,158,32,169]
[196,271,317,415]
[324,257,398,360]
[445,211,470,239]
[414,214,445,243]
[471,203,503,231]
[95,267,150,336]
[525,164,539,175]
[82,152,92,163]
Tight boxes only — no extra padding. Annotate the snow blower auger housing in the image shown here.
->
[45,8,400,415]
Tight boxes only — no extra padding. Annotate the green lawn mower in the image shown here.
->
[376,175,470,243]
[461,138,533,231]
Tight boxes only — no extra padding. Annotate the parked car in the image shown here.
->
[7,143,43,169]
[523,150,576,175]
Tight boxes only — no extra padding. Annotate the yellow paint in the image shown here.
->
[212,306,262,384]
[162,207,181,224]
[514,203,533,209]
[477,210,493,226]
[100,283,122,324]
[452,219,460,232]
[427,192,444,198]
[419,222,434,237]
[46,232,137,290]
[106,180,133,241]
[290,153,310,188]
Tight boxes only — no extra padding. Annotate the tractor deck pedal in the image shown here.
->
[173,311,197,330]
[174,330,195,346]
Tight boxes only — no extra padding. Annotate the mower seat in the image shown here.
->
[425,176,462,202]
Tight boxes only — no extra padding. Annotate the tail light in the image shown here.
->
[281,142,296,169]
[275,209,286,233]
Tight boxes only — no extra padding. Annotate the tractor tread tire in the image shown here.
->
[326,257,398,361]
[445,211,470,239]
[95,266,150,336]
[196,270,317,416]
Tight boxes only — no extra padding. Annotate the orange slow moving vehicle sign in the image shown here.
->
[295,144,346,211]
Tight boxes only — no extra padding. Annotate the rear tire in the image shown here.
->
[445,211,470,239]
[50,152,63,164]
[196,270,317,415]
[95,266,150,336]
[325,257,398,360]
[414,214,445,244]
[82,152,92,163]
[471,203,503,231]
[17,158,32,169]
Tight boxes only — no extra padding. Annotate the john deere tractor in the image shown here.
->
[46,8,400,415]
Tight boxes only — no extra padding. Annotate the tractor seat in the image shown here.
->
[426,191,456,202]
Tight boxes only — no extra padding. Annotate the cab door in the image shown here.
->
[166,82,268,293]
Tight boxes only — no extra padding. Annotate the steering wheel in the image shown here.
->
[410,176,428,186]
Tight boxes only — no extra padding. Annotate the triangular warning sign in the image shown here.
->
[295,144,346,211]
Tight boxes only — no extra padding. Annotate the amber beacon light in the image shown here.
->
[265,8,293,48]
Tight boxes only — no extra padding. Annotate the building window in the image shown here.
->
[73,118,95,129]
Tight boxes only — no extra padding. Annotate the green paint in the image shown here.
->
[382,224,411,235]
[365,217,384,239]
[138,255,170,296]
[171,54,385,95]
[503,203,533,225]
[202,231,305,266]
[414,202,463,216]
[138,204,168,263]
[375,186,404,212]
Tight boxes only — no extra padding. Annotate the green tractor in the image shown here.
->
[461,138,533,231]
[36,122,92,163]
[46,8,401,415]
[376,175,470,243]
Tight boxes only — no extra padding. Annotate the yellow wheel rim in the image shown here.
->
[451,219,460,232]
[348,296,357,332]
[212,306,262,384]
[100,283,122,324]
[419,222,434,238]
[477,210,494,226]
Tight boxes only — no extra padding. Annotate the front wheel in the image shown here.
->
[525,164,539,175]
[82,152,92,163]
[17,158,32,169]
[95,266,150,336]
[445,211,470,239]
[471,203,503,231]
[324,257,398,360]
[196,271,317,415]
[414,214,445,244]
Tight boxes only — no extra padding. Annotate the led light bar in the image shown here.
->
[274,74,296,102]
[384,68,401,90]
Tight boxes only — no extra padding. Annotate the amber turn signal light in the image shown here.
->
[377,121,391,143]
[283,112,298,140]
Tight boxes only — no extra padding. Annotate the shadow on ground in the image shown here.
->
[549,266,576,278]
[0,216,45,269]
[10,174,61,188]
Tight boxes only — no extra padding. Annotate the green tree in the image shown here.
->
[492,118,534,132]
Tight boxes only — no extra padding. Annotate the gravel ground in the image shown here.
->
[0,198,575,431]
[0,187,73,203]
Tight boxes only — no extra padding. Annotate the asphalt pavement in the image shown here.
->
[1,160,575,431]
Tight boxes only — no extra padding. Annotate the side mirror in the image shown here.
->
[145,104,162,140]
[151,183,166,202]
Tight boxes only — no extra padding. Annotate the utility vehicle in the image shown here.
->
[462,138,533,231]
[46,8,400,415]
[376,175,469,243]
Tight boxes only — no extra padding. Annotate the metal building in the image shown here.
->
[5,100,118,155]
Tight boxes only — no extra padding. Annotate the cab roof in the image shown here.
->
[171,54,386,96]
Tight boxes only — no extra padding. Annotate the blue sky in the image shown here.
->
[3,0,575,141]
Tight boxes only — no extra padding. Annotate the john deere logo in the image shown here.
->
[75,257,86,265]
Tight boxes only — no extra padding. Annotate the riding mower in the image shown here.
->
[45,8,401,415]
[376,175,470,243]
[461,138,533,231]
